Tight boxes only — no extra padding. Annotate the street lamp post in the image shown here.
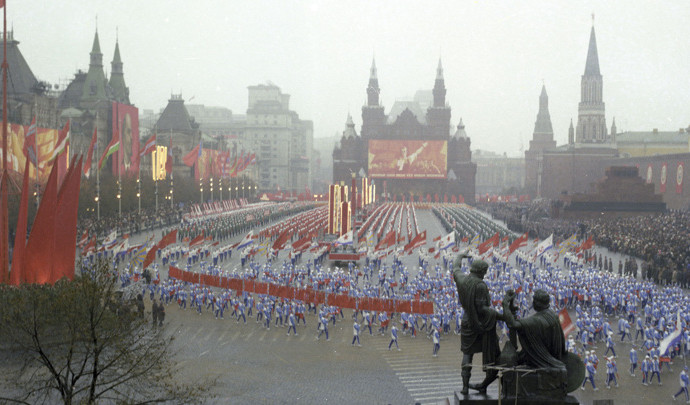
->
[200,180,203,204]
[137,177,141,214]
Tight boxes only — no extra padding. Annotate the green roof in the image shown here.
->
[616,131,689,144]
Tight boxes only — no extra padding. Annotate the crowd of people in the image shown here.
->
[84,196,690,401]
[78,204,187,239]
[482,202,690,287]
[579,211,690,285]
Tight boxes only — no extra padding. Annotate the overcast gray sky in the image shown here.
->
[11,0,690,156]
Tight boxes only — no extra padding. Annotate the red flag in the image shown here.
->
[10,159,31,285]
[165,136,173,174]
[577,236,594,252]
[403,230,426,253]
[51,157,83,282]
[478,232,500,255]
[508,232,528,255]
[183,143,200,167]
[77,230,89,248]
[375,230,396,251]
[272,230,292,251]
[83,126,97,178]
[143,245,158,270]
[189,232,205,247]
[158,229,178,250]
[83,237,97,255]
[98,121,120,171]
[140,133,157,157]
[24,162,60,284]
[558,308,575,336]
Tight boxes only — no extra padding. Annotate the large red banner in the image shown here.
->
[368,140,447,179]
[167,266,434,314]
[112,102,140,177]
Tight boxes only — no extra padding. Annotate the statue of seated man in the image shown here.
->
[502,289,566,372]
[501,289,580,399]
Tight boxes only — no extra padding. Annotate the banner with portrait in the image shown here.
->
[1,122,69,183]
[676,162,684,194]
[367,140,447,179]
[195,148,222,181]
[660,162,667,193]
[646,164,653,184]
[112,102,140,177]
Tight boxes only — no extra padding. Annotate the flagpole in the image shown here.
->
[96,111,100,220]
[33,100,39,206]
[170,160,173,209]
[1,1,8,281]
[117,104,121,218]
[67,117,71,163]
[169,129,173,209]
[219,150,223,202]
[154,127,158,213]
[137,162,141,215]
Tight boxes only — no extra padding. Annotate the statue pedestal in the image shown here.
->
[501,367,567,399]
[454,391,579,405]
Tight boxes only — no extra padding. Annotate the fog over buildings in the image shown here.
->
[12,0,690,156]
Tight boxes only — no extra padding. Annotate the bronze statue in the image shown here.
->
[502,289,566,371]
[453,255,505,395]
[500,289,584,400]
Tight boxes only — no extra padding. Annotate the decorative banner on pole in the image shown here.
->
[677,162,684,194]
[646,164,653,184]
[660,162,668,193]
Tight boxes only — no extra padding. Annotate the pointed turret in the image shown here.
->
[432,57,446,108]
[584,26,600,76]
[81,30,110,106]
[453,118,468,139]
[568,119,575,145]
[366,57,380,107]
[342,113,357,139]
[436,57,444,80]
[90,31,102,66]
[610,117,617,142]
[109,39,130,104]
[533,84,554,139]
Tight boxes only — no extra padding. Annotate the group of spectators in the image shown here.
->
[481,201,579,240]
[482,202,690,287]
[78,204,188,239]
[580,211,690,285]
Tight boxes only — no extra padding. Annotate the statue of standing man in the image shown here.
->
[453,254,505,395]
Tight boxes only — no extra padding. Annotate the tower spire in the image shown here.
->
[432,57,446,108]
[533,84,553,138]
[366,57,380,107]
[576,22,606,143]
[584,25,600,76]
[110,34,129,104]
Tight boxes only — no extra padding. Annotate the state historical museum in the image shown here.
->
[332,59,476,205]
